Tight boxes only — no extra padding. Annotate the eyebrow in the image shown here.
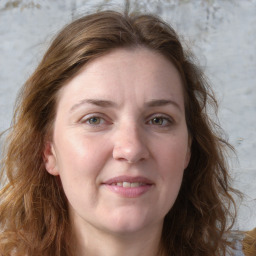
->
[145,99,182,111]
[70,98,182,113]
[70,99,118,112]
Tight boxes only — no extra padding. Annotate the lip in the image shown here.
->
[103,175,154,185]
[102,175,154,198]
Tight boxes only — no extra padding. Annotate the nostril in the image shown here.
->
[112,141,149,163]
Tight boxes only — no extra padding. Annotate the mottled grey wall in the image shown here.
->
[0,0,255,230]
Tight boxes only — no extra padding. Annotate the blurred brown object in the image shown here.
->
[243,228,256,256]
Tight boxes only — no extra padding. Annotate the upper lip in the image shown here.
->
[103,175,154,185]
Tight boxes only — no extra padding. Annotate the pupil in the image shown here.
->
[153,117,162,125]
[90,117,99,124]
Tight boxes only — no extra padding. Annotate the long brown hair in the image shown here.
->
[0,10,239,256]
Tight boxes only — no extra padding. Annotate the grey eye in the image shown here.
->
[88,117,101,125]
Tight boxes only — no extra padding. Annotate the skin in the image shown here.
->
[44,47,191,256]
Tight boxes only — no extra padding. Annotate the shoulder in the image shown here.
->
[242,228,256,256]
[227,228,256,256]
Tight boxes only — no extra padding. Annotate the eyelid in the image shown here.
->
[146,113,174,125]
[78,112,174,127]
[79,113,111,125]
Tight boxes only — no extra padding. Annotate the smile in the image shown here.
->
[103,176,154,198]
[111,182,147,188]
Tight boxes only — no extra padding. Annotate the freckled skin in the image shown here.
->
[44,47,191,254]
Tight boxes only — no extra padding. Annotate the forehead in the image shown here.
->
[57,47,185,109]
[78,47,181,81]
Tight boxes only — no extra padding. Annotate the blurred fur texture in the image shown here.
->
[243,228,256,256]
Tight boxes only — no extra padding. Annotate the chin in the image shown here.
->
[102,208,159,235]
[105,223,150,236]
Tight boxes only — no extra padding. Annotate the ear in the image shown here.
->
[43,141,59,176]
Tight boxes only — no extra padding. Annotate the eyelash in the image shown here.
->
[80,114,174,128]
[80,114,109,126]
[146,115,173,127]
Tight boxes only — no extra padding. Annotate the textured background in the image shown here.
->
[0,0,255,231]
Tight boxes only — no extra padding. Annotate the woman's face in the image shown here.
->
[44,47,190,236]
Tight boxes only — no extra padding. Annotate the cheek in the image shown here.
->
[55,134,102,171]
[160,162,185,215]
[153,135,188,203]
[54,136,104,209]
[160,152,185,194]
[54,133,113,197]
[155,136,189,173]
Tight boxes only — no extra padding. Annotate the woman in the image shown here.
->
[0,9,241,256]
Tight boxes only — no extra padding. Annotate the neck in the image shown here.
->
[71,220,165,256]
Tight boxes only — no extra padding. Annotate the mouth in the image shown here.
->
[109,182,148,188]
[102,176,154,198]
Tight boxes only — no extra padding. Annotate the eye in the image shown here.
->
[147,115,173,127]
[87,116,102,125]
[151,117,165,125]
[80,114,108,126]
[78,113,113,131]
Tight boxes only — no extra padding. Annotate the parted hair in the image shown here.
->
[0,9,239,256]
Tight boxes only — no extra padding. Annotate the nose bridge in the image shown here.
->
[112,119,149,163]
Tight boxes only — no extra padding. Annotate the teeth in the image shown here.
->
[123,182,130,188]
[112,182,144,187]
[131,182,139,187]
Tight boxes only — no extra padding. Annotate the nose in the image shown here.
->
[112,123,150,163]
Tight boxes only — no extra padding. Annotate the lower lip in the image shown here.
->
[103,184,153,198]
